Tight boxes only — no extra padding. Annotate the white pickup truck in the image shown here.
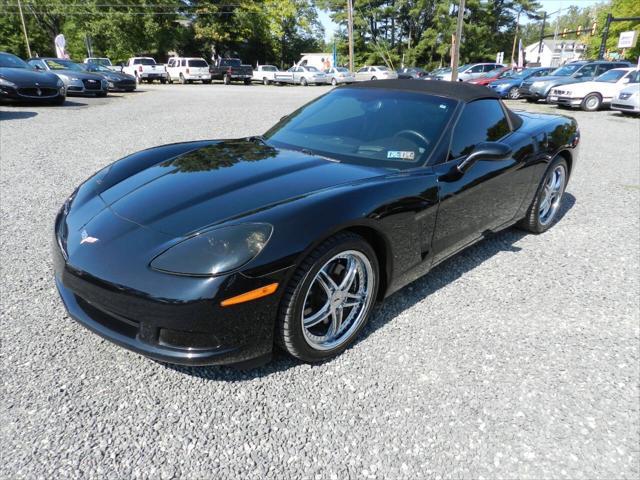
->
[274,66,327,86]
[122,57,168,84]
[252,65,280,85]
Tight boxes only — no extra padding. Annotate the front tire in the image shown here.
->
[508,87,520,99]
[581,93,602,111]
[300,77,308,86]
[277,232,379,363]
[331,78,337,86]
[263,77,270,85]
[518,156,568,234]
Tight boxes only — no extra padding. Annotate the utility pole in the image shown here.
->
[451,0,465,82]
[347,0,354,72]
[598,13,612,60]
[536,11,547,64]
[510,9,522,67]
[17,0,32,58]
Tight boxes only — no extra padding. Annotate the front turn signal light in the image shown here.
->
[220,283,279,307]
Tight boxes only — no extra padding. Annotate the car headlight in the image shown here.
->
[531,81,546,89]
[150,223,273,276]
[56,78,64,87]
[0,77,17,88]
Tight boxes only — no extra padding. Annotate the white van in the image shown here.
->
[166,57,212,84]
[297,53,333,71]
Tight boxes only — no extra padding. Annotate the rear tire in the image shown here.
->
[525,98,536,103]
[276,232,379,363]
[244,78,251,85]
[223,75,231,85]
[331,78,337,86]
[203,79,212,84]
[581,93,602,111]
[263,77,269,85]
[518,156,568,234]
[371,76,377,81]
[300,77,308,86]
[179,73,186,85]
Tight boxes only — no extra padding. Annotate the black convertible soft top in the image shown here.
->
[347,79,501,102]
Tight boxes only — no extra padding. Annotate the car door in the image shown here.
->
[166,58,177,80]
[430,99,534,264]
[356,67,368,81]
[466,64,485,79]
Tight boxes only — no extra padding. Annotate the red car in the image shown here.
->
[467,67,514,86]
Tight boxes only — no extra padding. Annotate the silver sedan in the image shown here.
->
[324,67,356,86]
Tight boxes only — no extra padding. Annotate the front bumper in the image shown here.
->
[53,207,290,366]
[140,72,167,80]
[0,84,65,102]
[185,73,212,81]
[611,99,640,113]
[519,84,549,100]
[547,94,582,107]
[108,79,136,91]
[66,78,108,95]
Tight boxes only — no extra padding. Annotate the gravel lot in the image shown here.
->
[1,84,639,479]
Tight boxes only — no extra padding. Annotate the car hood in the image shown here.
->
[0,67,60,87]
[525,75,573,86]
[100,140,385,236]
[53,69,103,80]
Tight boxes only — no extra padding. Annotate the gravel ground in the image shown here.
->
[1,84,639,479]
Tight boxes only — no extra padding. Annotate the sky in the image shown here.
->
[317,0,602,42]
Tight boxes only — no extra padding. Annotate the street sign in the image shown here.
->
[617,31,638,48]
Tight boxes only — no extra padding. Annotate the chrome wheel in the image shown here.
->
[539,165,566,225]
[508,87,520,99]
[301,250,375,351]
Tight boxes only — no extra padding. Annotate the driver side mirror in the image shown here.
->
[33,64,42,70]
[457,142,512,174]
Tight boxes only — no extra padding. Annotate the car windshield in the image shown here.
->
[595,69,628,83]
[89,58,111,66]
[264,88,457,169]
[628,70,640,83]
[511,68,535,78]
[134,58,156,65]
[188,59,208,67]
[86,64,111,73]
[220,59,241,67]
[45,59,83,71]
[551,64,582,76]
[0,53,29,68]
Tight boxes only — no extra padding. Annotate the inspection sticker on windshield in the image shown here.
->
[387,150,415,160]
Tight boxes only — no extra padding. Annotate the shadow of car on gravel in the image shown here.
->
[163,193,576,381]
[0,111,38,120]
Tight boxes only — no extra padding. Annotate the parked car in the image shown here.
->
[396,67,428,79]
[274,65,327,86]
[82,63,136,92]
[519,60,632,103]
[27,57,108,96]
[0,52,66,105]
[437,63,504,81]
[54,81,579,367]
[548,68,637,111]
[122,57,167,84]
[252,65,280,85]
[355,66,398,81]
[84,57,120,72]
[210,58,253,85]
[488,67,555,99]
[611,75,640,115]
[465,67,514,86]
[324,66,355,85]
[166,57,211,84]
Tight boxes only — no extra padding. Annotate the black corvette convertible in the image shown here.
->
[54,81,579,367]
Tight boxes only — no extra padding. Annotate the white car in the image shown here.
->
[166,57,211,84]
[252,65,279,85]
[548,68,637,111]
[355,66,398,81]
[611,74,640,115]
[437,63,504,82]
[324,67,355,85]
[122,57,167,84]
[274,66,327,86]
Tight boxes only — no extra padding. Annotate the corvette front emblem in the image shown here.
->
[80,229,99,244]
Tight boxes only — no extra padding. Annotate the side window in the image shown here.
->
[357,67,367,73]
[449,100,511,159]
[596,64,613,75]
[483,64,496,72]
[168,59,174,67]
[470,65,484,73]
[133,59,141,65]
[575,64,596,78]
